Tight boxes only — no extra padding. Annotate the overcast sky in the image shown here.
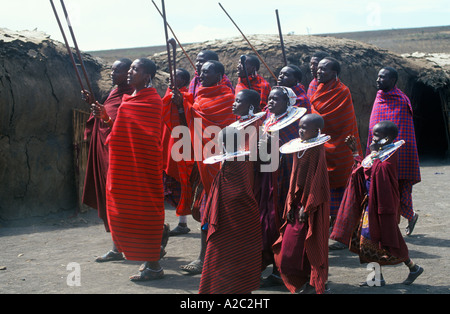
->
[1,0,449,51]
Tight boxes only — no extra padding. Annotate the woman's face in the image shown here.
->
[127,60,148,88]
[267,89,288,116]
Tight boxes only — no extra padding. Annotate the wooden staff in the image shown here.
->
[161,0,175,90]
[59,0,96,102]
[168,38,177,90]
[151,0,196,71]
[218,2,277,81]
[49,0,85,91]
[240,55,252,89]
[275,9,287,67]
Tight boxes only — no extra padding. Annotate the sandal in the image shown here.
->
[406,213,419,236]
[95,250,124,263]
[180,259,203,275]
[138,247,166,272]
[130,267,164,281]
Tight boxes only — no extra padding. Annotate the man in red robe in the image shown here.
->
[101,58,165,281]
[166,60,236,274]
[310,57,362,224]
[235,54,271,110]
[273,114,330,294]
[368,67,421,235]
[81,58,133,262]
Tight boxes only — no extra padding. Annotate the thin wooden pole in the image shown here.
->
[49,0,85,90]
[151,0,196,71]
[218,2,277,81]
[276,9,287,67]
[60,0,96,102]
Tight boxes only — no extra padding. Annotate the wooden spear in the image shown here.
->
[275,9,288,67]
[151,0,196,71]
[59,0,96,102]
[218,2,277,81]
[49,0,85,91]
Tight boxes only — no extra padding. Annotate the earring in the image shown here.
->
[249,105,254,116]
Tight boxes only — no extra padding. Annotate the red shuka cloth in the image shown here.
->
[235,74,271,110]
[310,78,362,189]
[199,161,262,294]
[106,87,164,261]
[161,87,193,216]
[162,88,196,217]
[273,144,330,294]
[181,85,236,195]
[82,84,134,231]
[331,152,409,264]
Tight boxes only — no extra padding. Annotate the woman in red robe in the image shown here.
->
[95,58,165,281]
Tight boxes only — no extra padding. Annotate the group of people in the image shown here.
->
[80,49,423,294]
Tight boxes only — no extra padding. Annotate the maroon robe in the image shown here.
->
[331,152,409,265]
[273,144,330,294]
[199,161,262,294]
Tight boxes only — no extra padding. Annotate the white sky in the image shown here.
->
[1,0,449,51]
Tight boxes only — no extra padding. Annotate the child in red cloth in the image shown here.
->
[273,113,330,294]
[331,121,424,287]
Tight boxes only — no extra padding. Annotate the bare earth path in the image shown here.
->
[1,160,449,296]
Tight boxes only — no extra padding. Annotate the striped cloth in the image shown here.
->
[399,179,414,220]
[291,83,311,113]
[188,72,234,99]
[235,74,271,110]
[310,78,362,189]
[82,84,134,232]
[367,87,420,183]
[273,144,330,294]
[161,87,193,216]
[106,87,164,261]
[330,186,346,217]
[199,161,262,294]
[367,87,420,220]
[162,88,196,217]
[307,77,319,100]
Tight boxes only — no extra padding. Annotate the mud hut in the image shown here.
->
[151,34,450,159]
[0,28,103,220]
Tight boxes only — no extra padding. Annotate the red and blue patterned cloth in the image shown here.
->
[367,87,421,185]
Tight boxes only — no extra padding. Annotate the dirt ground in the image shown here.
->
[0,160,449,296]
